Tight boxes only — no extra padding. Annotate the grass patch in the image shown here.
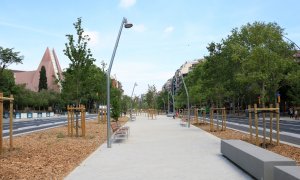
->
[56,132,65,138]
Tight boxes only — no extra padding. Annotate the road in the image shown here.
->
[2,114,98,137]
[199,114,300,146]
[2,113,299,146]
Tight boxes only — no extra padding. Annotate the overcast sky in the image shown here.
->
[1,0,299,96]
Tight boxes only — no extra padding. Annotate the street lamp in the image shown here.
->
[283,35,300,50]
[179,72,190,128]
[172,77,176,115]
[130,82,138,121]
[107,17,133,148]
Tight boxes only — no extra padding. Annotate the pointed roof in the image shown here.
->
[13,47,63,92]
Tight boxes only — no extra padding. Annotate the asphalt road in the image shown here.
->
[2,114,98,137]
[226,114,300,134]
[2,113,299,146]
[200,114,300,146]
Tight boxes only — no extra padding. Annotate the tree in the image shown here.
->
[0,46,23,74]
[0,69,16,96]
[111,87,122,121]
[120,95,131,114]
[175,21,297,110]
[156,90,168,111]
[38,66,48,91]
[0,47,23,96]
[287,69,300,105]
[233,22,295,104]
[145,85,157,108]
[63,17,96,106]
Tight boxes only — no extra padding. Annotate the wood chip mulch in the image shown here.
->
[0,117,128,180]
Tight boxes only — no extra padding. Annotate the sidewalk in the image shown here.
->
[66,115,252,180]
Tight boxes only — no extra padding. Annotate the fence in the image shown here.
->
[209,107,227,132]
[248,103,280,147]
[67,105,86,137]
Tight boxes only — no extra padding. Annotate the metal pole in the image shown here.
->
[167,92,170,114]
[130,83,137,121]
[172,79,175,114]
[283,35,300,49]
[162,98,165,114]
[106,18,126,148]
[180,73,190,128]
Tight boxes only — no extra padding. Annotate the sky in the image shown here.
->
[1,0,300,96]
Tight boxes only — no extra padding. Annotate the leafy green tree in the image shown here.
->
[0,46,23,74]
[177,21,297,110]
[145,85,157,108]
[111,87,122,121]
[38,66,48,91]
[121,95,131,114]
[234,22,295,104]
[0,69,16,96]
[0,47,23,97]
[63,17,95,106]
[156,90,168,111]
[287,69,300,105]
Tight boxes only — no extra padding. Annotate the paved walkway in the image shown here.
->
[66,115,252,180]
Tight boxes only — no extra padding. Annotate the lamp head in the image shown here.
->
[123,17,133,28]
[125,23,133,28]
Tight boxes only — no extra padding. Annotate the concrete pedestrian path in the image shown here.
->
[66,115,252,180]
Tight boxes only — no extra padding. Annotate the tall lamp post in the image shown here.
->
[107,17,133,148]
[172,78,176,115]
[179,72,190,128]
[283,35,300,50]
[130,82,138,121]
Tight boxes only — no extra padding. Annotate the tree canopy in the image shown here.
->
[62,17,106,111]
[171,22,299,109]
[0,46,23,74]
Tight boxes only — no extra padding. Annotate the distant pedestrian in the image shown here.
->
[289,107,294,118]
[295,110,298,120]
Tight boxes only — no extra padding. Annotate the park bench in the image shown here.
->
[116,121,130,135]
[221,140,296,180]
[131,115,136,121]
[110,122,129,140]
[180,117,188,126]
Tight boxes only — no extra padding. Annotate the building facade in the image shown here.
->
[13,47,63,92]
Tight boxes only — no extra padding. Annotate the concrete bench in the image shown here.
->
[274,166,300,180]
[221,140,296,180]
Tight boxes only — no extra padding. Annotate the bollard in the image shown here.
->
[276,103,280,145]
[254,104,259,146]
[248,105,253,143]
[270,104,273,144]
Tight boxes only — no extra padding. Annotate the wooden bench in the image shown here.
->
[221,140,296,180]
[111,122,129,140]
